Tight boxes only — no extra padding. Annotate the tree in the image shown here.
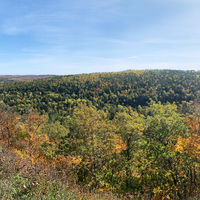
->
[65,104,126,189]
[138,101,194,199]
[114,107,145,191]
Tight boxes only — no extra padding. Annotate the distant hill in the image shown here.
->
[0,75,57,82]
[0,70,200,120]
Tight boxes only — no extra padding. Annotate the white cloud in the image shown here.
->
[129,56,138,59]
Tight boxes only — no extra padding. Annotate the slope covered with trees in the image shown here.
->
[0,70,200,121]
[1,101,200,199]
[1,70,200,199]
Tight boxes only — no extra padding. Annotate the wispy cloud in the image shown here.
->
[129,56,138,59]
[0,0,200,74]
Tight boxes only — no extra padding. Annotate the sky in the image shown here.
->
[0,0,200,75]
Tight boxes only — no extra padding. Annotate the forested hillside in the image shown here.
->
[0,70,200,121]
[1,70,200,199]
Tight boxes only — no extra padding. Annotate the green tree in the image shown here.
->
[138,101,195,199]
[114,107,145,191]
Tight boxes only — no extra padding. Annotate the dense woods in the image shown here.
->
[1,70,200,199]
[1,70,200,121]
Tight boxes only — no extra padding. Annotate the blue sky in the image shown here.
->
[0,0,200,75]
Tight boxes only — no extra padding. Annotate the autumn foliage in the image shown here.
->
[1,100,200,199]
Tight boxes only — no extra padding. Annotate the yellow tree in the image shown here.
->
[18,112,51,163]
[138,101,198,199]
[66,104,126,189]
[172,102,200,196]
[113,107,145,191]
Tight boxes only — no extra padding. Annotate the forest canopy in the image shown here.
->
[1,70,200,199]
[0,70,199,121]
